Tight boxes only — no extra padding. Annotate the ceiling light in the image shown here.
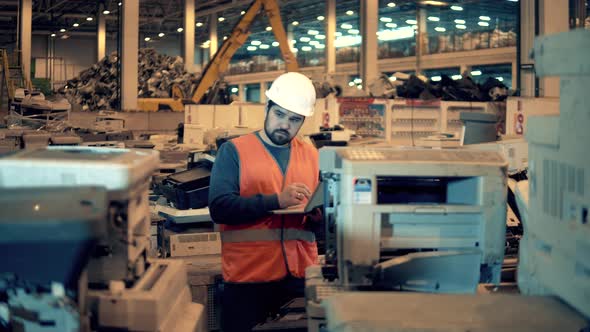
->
[387,2,396,7]
[334,35,362,47]
[196,22,203,27]
[450,5,463,11]
[471,70,482,76]
[380,17,392,23]
[308,29,319,35]
[341,23,353,29]
[266,26,272,31]
[496,77,504,81]
[223,36,228,40]
[102,10,110,15]
[348,29,359,34]
[247,46,257,51]
[317,15,325,21]
[301,46,312,52]
[292,21,299,26]
[259,44,270,49]
[456,24,466,29]
[231,87,238,93]
[430,76,441,81]
[316,44,325,49]
[406,19,417,24]
[50,33,56,37]
[201,43,209,48]
[507,0,518,2]
[241,10,246,15]
[421,0,446,5]
[158,32,165,37]
[315,34,326,39]
[309,40,320,45]
[348,82,355,87]
[454,19,465,24]
[251,40,262,45]
[177,27,183,32]
[346,10,354,15]
[300,36,311,42]
[451,74,462,80]
[478,21,490,26]
[354,78,362,83]
[272,41,279,47]
[144,37,151,41]
[60,28,66,32]
[385,23,398,28]
[335,31,343,36]
[291,47,298,52]
[118,2,121,6]
[479,16,491,21]
[434,27,446,32]
[427,16,440,21]
[218,17,225,22]
[72,23,79,27]
[86,17,93,21]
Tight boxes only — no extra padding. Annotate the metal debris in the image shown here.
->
[60,48,200,112]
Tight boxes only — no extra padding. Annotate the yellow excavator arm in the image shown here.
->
[190,0,299,103]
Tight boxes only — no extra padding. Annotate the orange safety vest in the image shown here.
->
[220,133,319,283]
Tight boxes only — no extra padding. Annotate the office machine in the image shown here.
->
[318,147,508,291]
[0,146,204,331]
[306,147,509,331]
[515,28,590,319]
[465,138,528,175]
[0,187,107,331]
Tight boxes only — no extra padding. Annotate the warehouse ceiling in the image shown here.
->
[1,0,586,62]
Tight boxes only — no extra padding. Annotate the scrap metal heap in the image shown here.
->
[60,48,200,111]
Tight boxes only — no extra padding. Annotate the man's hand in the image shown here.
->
[278,183,312,208]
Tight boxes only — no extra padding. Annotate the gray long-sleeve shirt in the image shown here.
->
[208,132,291,225]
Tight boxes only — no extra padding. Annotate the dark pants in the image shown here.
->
[221,275,304,332]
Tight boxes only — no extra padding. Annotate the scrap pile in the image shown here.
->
[395,73,509,102]
[60,48,200,111]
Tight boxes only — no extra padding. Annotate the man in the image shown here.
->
[208,72,320,331]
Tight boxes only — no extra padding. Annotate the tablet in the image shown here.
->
[271,181,324,215]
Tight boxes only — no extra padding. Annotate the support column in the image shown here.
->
[184,0,195,73]
[209,13,218,59]
[325,0,336,81]
[538,0,568,97]
[121,0,139,111]
[519,0,536,97]
[415,8,427,75]
[19,0,32,84]
[238,84,245,102]
[460,64,471,76]
[97,3,106,61]
[259,82,267,103]
[360,0,378,93]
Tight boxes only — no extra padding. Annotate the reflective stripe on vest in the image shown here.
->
[221,228,316,243]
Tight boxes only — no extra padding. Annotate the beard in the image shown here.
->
[266,128,292,145]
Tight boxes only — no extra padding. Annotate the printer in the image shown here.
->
[0,146,205,331]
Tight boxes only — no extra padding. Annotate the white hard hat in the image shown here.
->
[265,72,316,117]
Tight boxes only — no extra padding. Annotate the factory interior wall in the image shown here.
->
[30,35,184,89]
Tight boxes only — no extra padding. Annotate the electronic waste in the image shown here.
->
[0,146,205,331]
